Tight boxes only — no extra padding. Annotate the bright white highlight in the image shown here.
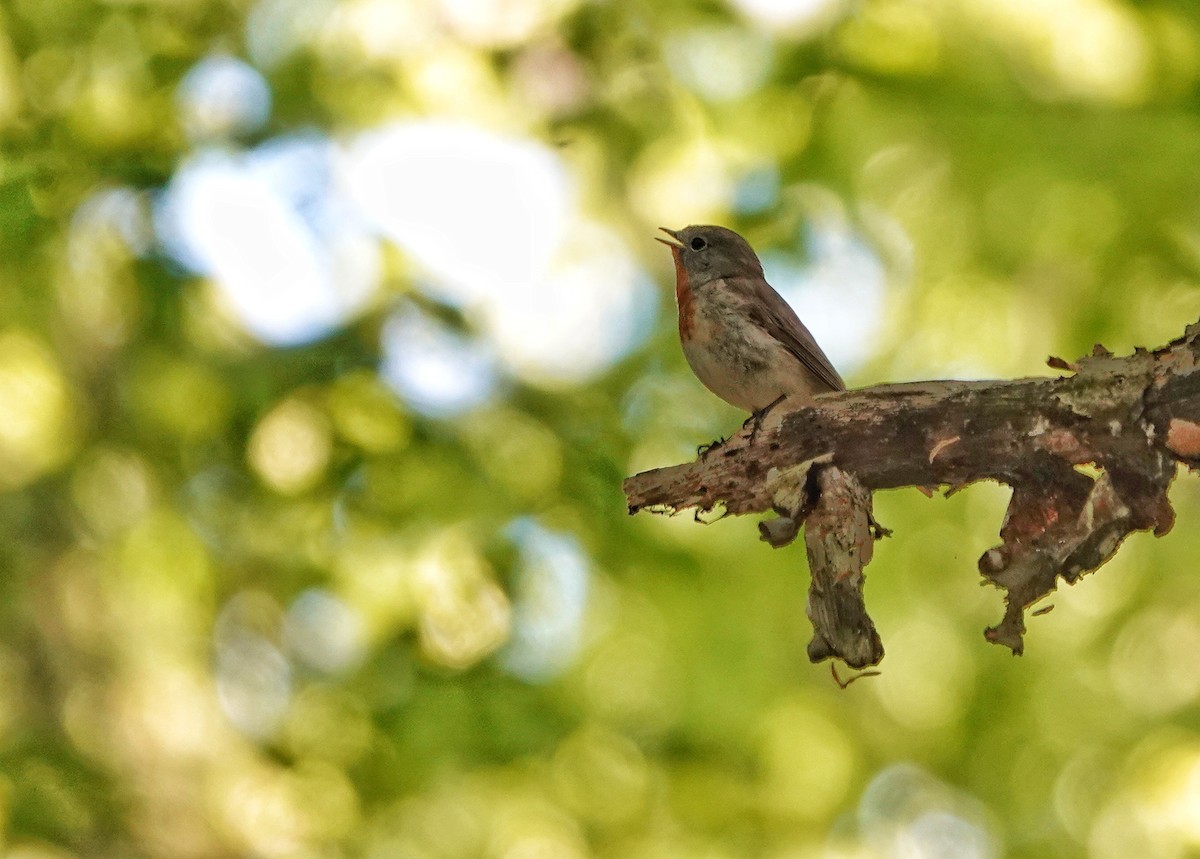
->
[177,55,272,139]
[342,121,653,385]
[483,221,653,382]
[157,137,379,346]
[379,307,497,417]
[342,121,568,307]
[246,0,337,68]
[665,27,772,102]
[501,518,590,682]
[729,0,847,34]
[157,116,651,381]
[284,588,366,674]
[857,763,1000,859]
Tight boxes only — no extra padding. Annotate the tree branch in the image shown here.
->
[624,320,1200,665]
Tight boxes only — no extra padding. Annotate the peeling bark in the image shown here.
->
[801,467,883,669]
[624,320,1200,665]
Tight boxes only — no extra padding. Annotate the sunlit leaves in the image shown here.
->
[4,0,1200,857]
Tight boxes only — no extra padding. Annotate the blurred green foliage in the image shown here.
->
[4,0,1200,858]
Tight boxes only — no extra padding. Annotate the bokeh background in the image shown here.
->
[4,0,1200,856]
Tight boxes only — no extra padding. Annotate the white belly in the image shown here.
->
[682,307,822,412]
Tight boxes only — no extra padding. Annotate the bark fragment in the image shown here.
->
[802,467,883,669]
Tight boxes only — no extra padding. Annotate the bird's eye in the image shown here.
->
[690,237,707,251]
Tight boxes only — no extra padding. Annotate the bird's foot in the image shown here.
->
[697,437,727,459]
[744,394,787,444]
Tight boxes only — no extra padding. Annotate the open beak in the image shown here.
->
[655,227,684,248]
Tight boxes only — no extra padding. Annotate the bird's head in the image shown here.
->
[656,225,764,287]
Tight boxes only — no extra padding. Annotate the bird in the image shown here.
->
[656,225,844,432]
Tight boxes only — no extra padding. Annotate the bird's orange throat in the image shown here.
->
[671,248,695,339]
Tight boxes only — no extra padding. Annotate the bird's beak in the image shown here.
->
[655,227,684,248]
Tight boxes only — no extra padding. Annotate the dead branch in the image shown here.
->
[624,320,1200,666]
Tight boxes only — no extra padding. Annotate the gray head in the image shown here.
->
[656,225,764,287]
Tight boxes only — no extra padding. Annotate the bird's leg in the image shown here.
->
[744,394,787,444]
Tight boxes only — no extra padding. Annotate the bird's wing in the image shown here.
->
[737,276,846,393]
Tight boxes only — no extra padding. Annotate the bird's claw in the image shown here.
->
[697,437,727,459]
[744,394,787,444]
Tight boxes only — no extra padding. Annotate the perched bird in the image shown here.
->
[656,225,844,420]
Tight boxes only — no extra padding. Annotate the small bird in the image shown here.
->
[656,225,844,422]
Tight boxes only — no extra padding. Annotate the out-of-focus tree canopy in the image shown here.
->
[3,0,1200,856]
